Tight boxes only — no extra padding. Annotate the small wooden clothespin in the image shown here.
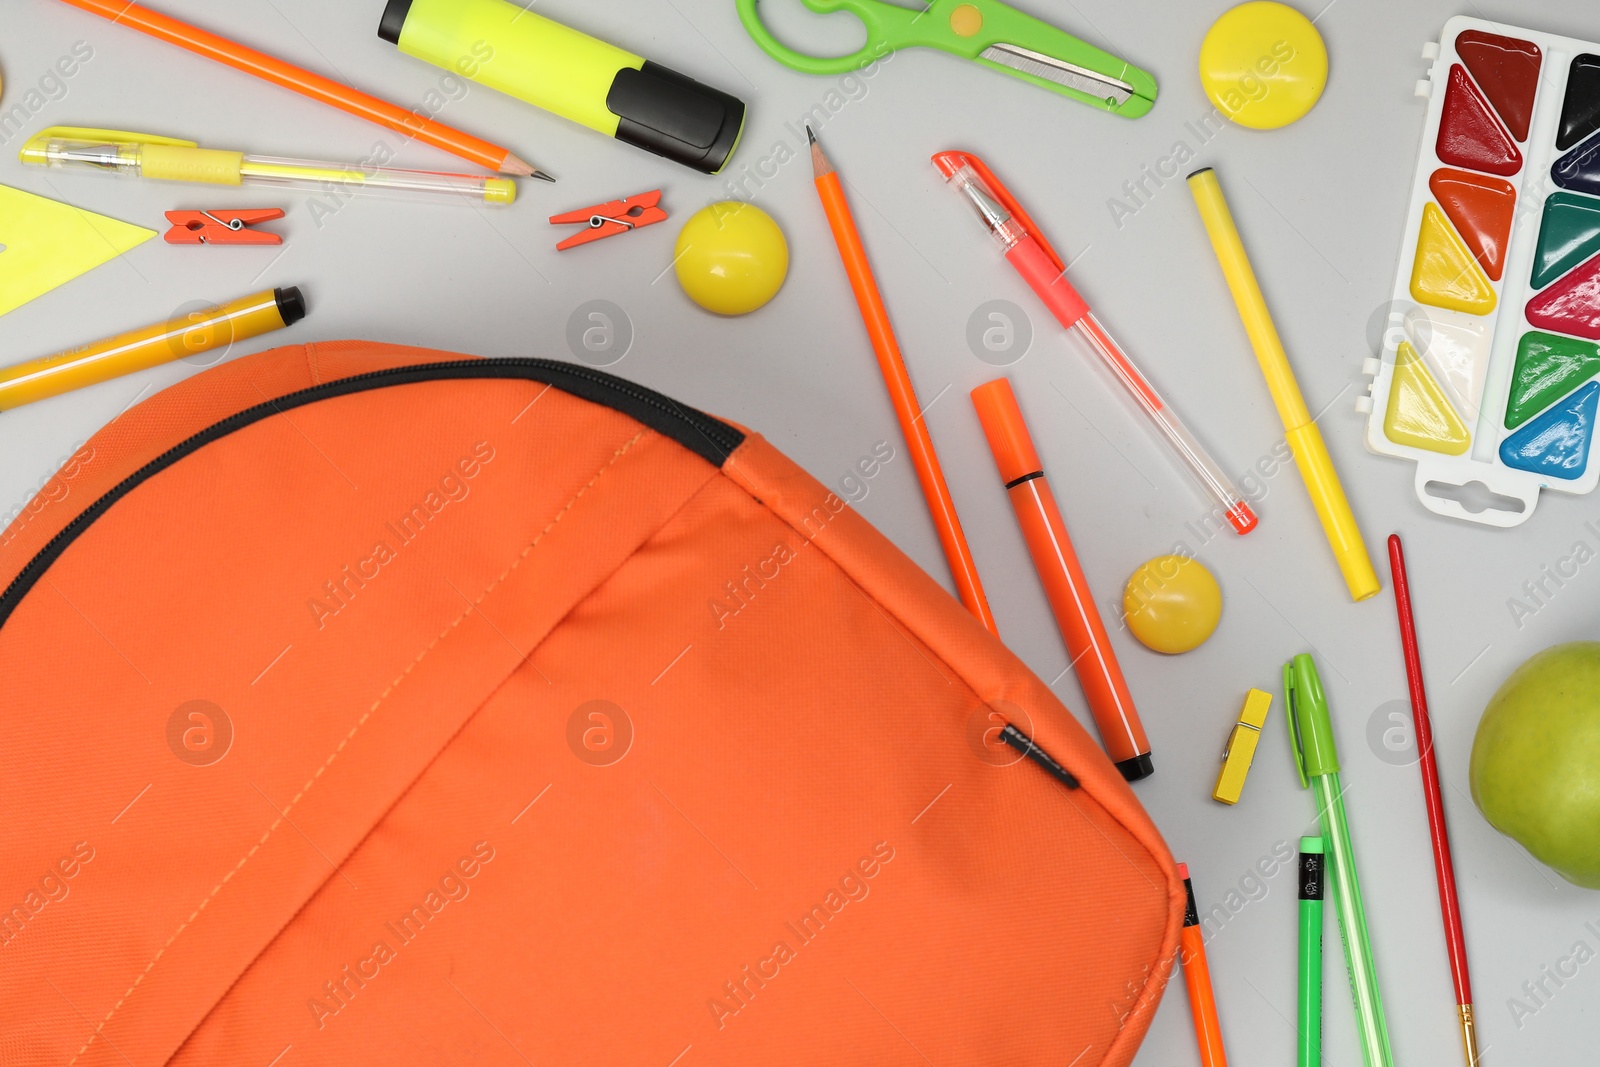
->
[549,190,667,251]
[164,209,285,245]
[1213,689,1272,805]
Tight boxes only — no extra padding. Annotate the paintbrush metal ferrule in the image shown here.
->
[1459,1003,1481,1067]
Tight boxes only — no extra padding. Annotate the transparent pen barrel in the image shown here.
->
[27,140,142,173]
[1070,313,1254,528]
[240,157,511,203]
[1314,773,1396,1067]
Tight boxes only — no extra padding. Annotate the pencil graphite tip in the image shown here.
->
[806,125,816,145]
[500,153,554,180]
[808,129,833,180]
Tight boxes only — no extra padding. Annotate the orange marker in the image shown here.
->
[971,378,1152,780]
[809,127,997,636]
[1179,863,1229,1067]
[56,0,549,179]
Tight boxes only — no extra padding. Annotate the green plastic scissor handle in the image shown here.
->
[734,0,1157,118]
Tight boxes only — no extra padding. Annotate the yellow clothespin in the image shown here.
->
[1213,689,1272,805]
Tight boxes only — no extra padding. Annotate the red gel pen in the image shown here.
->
[934,151,1257,535]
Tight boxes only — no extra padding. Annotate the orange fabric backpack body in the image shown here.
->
[0,342,1182,1066]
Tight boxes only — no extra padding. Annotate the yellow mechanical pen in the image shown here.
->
[20,127,516,205]
[1187,167,1380,602]
[0,288,305,411]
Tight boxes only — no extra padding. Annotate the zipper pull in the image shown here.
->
[1001,724,1080,790]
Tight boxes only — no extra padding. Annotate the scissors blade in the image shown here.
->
[980,43,1136,105]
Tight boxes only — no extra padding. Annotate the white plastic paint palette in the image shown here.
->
[1362,16,1600,526]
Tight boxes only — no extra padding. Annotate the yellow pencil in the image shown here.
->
[0,288,305,411]
[1187,167,1380,602]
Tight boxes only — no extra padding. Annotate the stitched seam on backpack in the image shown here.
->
[67,430,647,1067]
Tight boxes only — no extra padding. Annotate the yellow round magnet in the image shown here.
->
[1123,556,1222,655]
[674,201,789,316]
[1199,1,1327,130]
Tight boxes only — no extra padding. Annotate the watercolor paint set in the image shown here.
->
[1363,16,1600,526]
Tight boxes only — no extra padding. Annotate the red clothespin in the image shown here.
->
[164,209,285,246]
[550,190,666,251]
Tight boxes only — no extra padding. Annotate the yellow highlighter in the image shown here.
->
[379,0,746,174]
[1187,167,1380,602]
[1214,688,1271,805]
[0,288,305,412]
[20,127,516,205]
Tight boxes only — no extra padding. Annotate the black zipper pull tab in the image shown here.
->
[1000,724,1080,790]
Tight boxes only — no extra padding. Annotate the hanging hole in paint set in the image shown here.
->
[1424,479,1527,514]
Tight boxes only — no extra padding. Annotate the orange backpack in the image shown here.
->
[0,342,1182,1066]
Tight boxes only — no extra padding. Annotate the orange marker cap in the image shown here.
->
[971,378,1043,485]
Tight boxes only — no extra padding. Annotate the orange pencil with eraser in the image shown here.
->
[971,377,1152,780]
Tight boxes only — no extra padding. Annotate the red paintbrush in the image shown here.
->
[1388,534,1481,1067]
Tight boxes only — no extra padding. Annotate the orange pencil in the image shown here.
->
[1179,863,1229,1067]
[971,378,1152,779]
[56,0,550,180]
[808,127,997,636]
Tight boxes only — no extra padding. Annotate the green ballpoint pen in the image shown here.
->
[1285,653,1395,1067]
[1299,835,1325,1067]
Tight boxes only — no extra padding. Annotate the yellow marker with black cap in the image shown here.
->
[379,0,746,174]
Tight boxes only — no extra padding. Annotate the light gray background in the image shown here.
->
[3,0,1596,1062]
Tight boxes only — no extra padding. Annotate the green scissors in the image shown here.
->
[735,0,1157,118]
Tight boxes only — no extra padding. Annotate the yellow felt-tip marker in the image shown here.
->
[1214,688,1272,805]
[379,0,746,174]
[1187,167,1379,602]
[0,288,306,412]
[21,127,516,205]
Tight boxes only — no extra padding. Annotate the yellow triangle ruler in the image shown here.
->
[0,184,155,317]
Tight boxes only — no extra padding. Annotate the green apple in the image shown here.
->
[1471,642,1600,889]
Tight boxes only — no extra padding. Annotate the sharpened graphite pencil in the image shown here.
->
[56,0,553,180]
[808,127,997,635]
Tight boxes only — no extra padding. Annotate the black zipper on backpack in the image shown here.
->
[1001,724,1081,790]
[0,359,744,630]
